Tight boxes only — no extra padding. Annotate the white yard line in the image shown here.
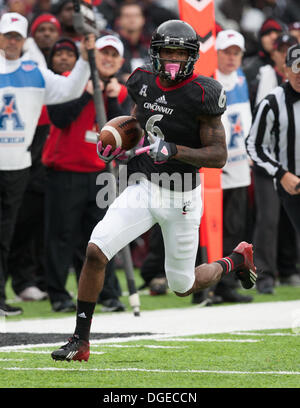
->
[95,345,186,348]
[0,358,24,362]
[2,367,300,375]
[156,338,261,342]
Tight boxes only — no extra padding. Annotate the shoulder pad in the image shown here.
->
[193,75,226,115]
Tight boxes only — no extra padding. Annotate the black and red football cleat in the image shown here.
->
[51,335,90,362]
[233,242,257,289]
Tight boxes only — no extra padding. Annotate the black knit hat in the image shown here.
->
[48,38,79,70]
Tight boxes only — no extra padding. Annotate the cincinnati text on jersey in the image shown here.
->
[143,102,174,115]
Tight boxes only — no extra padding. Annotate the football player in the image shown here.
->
[51,20,257,362]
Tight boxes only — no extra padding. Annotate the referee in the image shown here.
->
[246,43,300,235]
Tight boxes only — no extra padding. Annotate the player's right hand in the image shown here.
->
[97,140,125,164]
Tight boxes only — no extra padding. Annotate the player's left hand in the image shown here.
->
[136,132,177,163]
[97,140,126,164]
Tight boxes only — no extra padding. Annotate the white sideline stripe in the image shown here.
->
[2,367,300,375]
[0,350,57,354]
[97,345,187,349]
[0,337,259,352]
[0,347,182,352]
[0,350,105,355]
[0,334,188,351]
[157,338,261,343]
[3,300,300,336]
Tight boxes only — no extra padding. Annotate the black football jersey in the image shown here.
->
[126,64,226,190]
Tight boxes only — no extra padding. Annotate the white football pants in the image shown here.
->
[90,178,202,293]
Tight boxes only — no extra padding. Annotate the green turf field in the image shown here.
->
[1,270,300,389]
[0,329,299,388]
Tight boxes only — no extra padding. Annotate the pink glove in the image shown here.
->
[97,141,126,164]
[115,135,145,162]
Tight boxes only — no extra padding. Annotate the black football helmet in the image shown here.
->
[150,20,200,81]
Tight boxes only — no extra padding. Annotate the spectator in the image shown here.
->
[31,0,53,21]
[217,0,249,31]
[220,0,286,28]
[243,17,283,111]
[248,33,300,293]
[141,0,179,34]
[22,13,62,68]
[0,11,93,316]
[288,22,300,42]
[214,29,253,303]
[217,0,285,57]
[114,2,151,83]
[96,0,174,31]
[96,0,123,29]
[4,0,28,16]
[255,33,297,105]
[7,39,79,303]
[30,13,62,61]
[281,0,300,24]
[51,0,81,43]
[48,37,79,74]
[42,34,130,313]
[7,16,66,302]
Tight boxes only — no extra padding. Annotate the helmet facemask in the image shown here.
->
[150,45,198,81]
[149,20,200,82]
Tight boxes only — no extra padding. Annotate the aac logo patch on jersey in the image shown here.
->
[0,94,25,131]
[139,84,148,97]
[21,61,37,72]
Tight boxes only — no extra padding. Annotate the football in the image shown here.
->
[99,115,144,151]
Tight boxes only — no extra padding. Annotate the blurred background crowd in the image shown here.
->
[0,0,299,316]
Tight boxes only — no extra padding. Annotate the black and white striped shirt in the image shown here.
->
[246,81,300,180]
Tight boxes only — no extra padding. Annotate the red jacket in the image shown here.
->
[42,79,129,173]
